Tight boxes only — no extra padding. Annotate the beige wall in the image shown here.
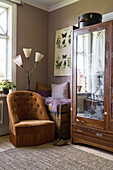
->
[16,0,113,89]
[17,3,48,90]
[48,0,113,85]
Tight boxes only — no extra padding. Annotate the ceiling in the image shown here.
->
[22,0,79,12]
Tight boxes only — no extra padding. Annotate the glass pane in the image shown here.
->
[77,29,105,120]
[0,7,7,35]
[0,38,6,79]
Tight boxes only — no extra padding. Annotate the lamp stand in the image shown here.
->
[27,73,30,91]
[20,60,37,90]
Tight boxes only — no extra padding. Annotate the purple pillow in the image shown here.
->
[51,82,69,99]
[37,90,51,97]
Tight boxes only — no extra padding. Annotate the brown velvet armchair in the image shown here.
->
[7,91,55,147]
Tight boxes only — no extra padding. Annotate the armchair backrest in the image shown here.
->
[7,91,49,124]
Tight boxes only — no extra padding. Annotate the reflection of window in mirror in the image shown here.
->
[77,33,91,93]
[77,29,105,120]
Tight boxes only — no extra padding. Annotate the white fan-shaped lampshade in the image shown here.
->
[23,48,32,58]
[12,55,23,67]
[35,52,44,63]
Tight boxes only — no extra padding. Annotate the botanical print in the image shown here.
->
[54,27,72,76]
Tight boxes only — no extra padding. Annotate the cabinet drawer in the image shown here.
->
[72,126,113,148]
[75,117,104,129]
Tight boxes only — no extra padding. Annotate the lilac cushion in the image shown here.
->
[51,82,69,99]
[37,90,51,97]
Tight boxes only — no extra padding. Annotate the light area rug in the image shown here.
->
[0,143,113,170]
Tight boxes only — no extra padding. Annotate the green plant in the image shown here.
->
[68,34,71,44]
[55,60,62,69]
[67,57,71,68]
[56,36,62,49]
[0,79,16,90]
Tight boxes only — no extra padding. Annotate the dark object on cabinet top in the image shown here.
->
[78,13,102,28]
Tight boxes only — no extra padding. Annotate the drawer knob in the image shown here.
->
[76,119,80,122]
[96,133,102,137]
[77,129,83,133]
[76,119,84,123]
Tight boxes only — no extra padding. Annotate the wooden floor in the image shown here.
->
[0,135,113,161]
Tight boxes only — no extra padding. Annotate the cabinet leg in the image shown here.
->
[71,137,74,144]
[71,137,78,144]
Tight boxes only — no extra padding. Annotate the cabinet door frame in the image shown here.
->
[72,21,111,130]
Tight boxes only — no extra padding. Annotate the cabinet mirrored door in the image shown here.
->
[76,29,105,120]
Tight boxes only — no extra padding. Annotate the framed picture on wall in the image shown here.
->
[54,26,72,76]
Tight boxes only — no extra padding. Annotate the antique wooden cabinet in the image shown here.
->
[71,20,113,152]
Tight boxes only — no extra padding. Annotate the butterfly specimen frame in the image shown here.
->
[54,27,72,76]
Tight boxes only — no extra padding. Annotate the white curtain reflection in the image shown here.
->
[92,30,105,100]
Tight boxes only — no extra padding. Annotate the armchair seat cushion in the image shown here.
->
[13,120,54,135]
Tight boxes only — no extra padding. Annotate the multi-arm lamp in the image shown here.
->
[13,48,44,90]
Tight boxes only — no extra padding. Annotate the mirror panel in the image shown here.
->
[77,29,105,120]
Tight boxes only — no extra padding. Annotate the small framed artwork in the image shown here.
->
[54,26,72,76]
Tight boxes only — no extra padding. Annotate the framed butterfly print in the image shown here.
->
[54,26,72,76]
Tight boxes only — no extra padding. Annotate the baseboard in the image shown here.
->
[0,127,9,136]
